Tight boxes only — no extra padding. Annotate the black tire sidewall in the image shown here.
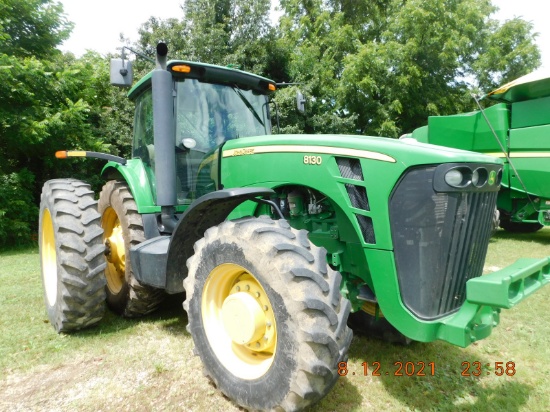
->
[99,182,136,313]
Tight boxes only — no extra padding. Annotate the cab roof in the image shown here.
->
[128,60,276,100]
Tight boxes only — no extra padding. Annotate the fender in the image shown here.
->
[163,187,275,292]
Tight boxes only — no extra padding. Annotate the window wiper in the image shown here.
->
[232,86,264,127]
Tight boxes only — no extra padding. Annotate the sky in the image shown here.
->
[58,0,548,71]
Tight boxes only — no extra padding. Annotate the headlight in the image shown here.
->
[472,168,488,188]
[445,169,466,187]
[433,163,502,193]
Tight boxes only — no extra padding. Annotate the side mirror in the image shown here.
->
[296,91,306,113]
[110,59,133,87]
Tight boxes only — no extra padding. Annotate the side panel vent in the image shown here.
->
[345,184,370,211]
[336,157,364,180]
[356,214,376,244]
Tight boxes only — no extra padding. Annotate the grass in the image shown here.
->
[1,229,550,411]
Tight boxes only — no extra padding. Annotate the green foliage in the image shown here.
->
[277,0,541,136]
[0,1,134,247]
[0,0,72,59]
[472,17,542,90]
[0,0,542,246]
[0,170,38,247]
[131,0,540,138]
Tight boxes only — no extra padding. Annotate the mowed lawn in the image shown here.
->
[1,229,550,412]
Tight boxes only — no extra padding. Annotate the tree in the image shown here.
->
[314,0,539,136]
[0,1,126,247]
[0,0,72,59]
[472,17,541,91]
[276,0,360,133]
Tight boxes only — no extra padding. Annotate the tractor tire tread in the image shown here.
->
[39,179,106,333]
[184,217,352,411]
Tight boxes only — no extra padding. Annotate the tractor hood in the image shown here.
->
[222,134,503,168]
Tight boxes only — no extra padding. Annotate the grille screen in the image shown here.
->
[345,184,370,211]
[389,167,496,319]
[356,214,376,244]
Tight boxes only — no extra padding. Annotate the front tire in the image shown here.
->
[184,216,352,411]
[98,180,164,317]
[39,179,106,333]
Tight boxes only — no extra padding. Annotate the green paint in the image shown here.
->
[111,63,550,349]
[410,72,550,227]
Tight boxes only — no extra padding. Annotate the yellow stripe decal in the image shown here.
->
[485,152,550,158]
[67,151,87,157]
[223,145,396,163]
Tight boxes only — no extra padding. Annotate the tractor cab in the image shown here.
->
[112,51,276,206]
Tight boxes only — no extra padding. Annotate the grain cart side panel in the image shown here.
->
[409,72,550,229]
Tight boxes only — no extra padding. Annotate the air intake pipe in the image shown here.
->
[152,42,178,233]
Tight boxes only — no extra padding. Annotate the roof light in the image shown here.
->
[172,65,191,73]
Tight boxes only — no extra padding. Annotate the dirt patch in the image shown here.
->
[1,358,106,411]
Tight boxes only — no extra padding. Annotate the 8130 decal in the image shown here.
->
[303,155,322,165]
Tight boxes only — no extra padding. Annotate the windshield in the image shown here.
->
[175,79,271,152]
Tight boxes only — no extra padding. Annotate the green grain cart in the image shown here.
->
[39,44,550,411]
[406,71,550,232]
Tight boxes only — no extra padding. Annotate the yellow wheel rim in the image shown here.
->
[41,208,57,306]
[202,263,277,380]
[102,207,126,294]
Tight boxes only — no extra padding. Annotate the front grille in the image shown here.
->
[389,166,497,319]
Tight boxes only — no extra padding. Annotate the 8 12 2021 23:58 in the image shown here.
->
[337,361,436,377]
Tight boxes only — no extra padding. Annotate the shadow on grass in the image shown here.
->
[70,293,188,338]
[318,335,532,412]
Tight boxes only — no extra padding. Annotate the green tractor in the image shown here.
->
[405,71,550,233]
[39,44,550,411]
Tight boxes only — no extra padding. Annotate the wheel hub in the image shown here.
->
[222,292,266,345]
[102,207,126,293]
[201,264,277,380]
[105,224,125,273]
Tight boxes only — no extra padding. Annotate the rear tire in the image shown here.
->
[184,216,352,411]
[499,213,543,233]
[39,179,106,333]
[98,180,164,317]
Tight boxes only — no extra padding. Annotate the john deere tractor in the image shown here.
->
[39,43,550,411]
[405,71,550,233]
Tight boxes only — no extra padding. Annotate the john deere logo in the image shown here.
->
[488,170,497,185]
